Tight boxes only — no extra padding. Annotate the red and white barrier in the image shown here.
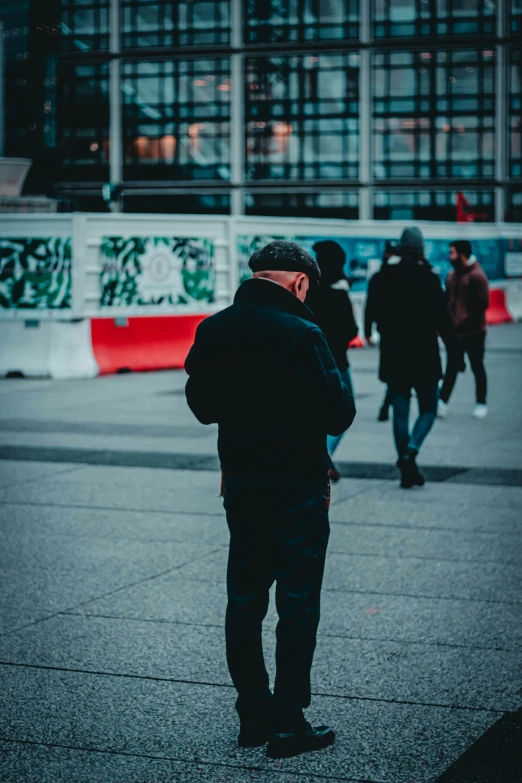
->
[1,284,520,380]
[91,314,207,375]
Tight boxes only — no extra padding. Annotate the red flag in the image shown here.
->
[456,192,489,223]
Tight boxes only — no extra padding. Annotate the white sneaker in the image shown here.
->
[437,400,447,419]
[473,404,488,420]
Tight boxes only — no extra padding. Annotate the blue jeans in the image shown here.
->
[327,367,354,456]
[389,385,439,460]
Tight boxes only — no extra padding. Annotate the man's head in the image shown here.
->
[312,240,346,285]
[398,227,424,259]
[450,240,472,269]
[248,240,320,302]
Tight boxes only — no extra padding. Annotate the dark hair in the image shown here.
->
[312,240,346,285]
[450,240,472,259]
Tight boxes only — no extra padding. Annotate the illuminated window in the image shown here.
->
[122,60,231,180]
[373,49,496,179]
[246,53,359,180]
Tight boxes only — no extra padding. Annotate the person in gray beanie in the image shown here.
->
[365,227,461,487]
[185,240,355,758]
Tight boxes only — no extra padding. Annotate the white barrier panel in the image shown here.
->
[506,281,522,323]
[0,320,98,379]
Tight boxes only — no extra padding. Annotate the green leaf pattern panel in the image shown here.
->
[0,238,72,310]
[100,237,215,307]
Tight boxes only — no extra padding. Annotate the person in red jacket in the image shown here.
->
[438,240,490,420]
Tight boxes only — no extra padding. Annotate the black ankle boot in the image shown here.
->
[398,451,425,489]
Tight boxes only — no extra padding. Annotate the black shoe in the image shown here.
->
[398,453,425,489]
[378,406,389,422]
[267,722,335,759]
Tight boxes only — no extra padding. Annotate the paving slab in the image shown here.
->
[0,741,353,783]
[0,460,79,490]
[0,513,221,634]
[171,546,522,605]
[74,573,522,650]
[0,469,225,515]
[0,502,228,545]
[0,666,496,783]
[0,614,520,712]
[330,494,522,534]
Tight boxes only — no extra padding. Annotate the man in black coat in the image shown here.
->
[185,240,355,758]
[365,227,461,488]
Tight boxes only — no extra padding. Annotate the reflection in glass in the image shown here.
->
[60,0,109,51]
[122,60,231,180]
[122,0,230,48]
[509,48,521,178]
[246,0,358,43]
[373,0,496,37]
[55,62,109,170]
[245,191,359,218]
[373,190,495,221]
[246,54,359,180]
[373,49,495,179]
[512,0,522,33]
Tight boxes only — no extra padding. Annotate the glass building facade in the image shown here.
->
[0,0,520,220]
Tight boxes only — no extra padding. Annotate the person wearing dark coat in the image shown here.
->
[365,240,398,422]
[306,240,358,481]
[185,241,355,758]
[364,227,461,488]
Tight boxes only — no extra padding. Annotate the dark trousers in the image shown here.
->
[440,332,487,405]
[223,475,330,717]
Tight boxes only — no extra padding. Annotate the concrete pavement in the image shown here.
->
[0,324,521,782]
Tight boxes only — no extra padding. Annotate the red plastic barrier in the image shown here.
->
[91,314,208,374]
[349,336,365,348]
[486,289,513,325]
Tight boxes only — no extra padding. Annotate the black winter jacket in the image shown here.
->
[307,279,358,371]
[185,278,356,477]
[364,257,461,389]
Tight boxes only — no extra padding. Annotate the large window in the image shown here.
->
[60,0,109,52]
[123,194,230,213]
[374,49,495,180]
[373,190,495,221]
[122,0,230,48]
[509,48,521,178]
[54,62,109,174]
[245,191,359,218]
[246,0,358,43]
[373,0,496,38]
[122,59,231,181]
[246,53,359,181]
[512,0,522,33]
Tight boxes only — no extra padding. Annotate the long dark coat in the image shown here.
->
[365,257,461,389]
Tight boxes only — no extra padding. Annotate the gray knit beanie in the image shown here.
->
[398,227,424,256]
